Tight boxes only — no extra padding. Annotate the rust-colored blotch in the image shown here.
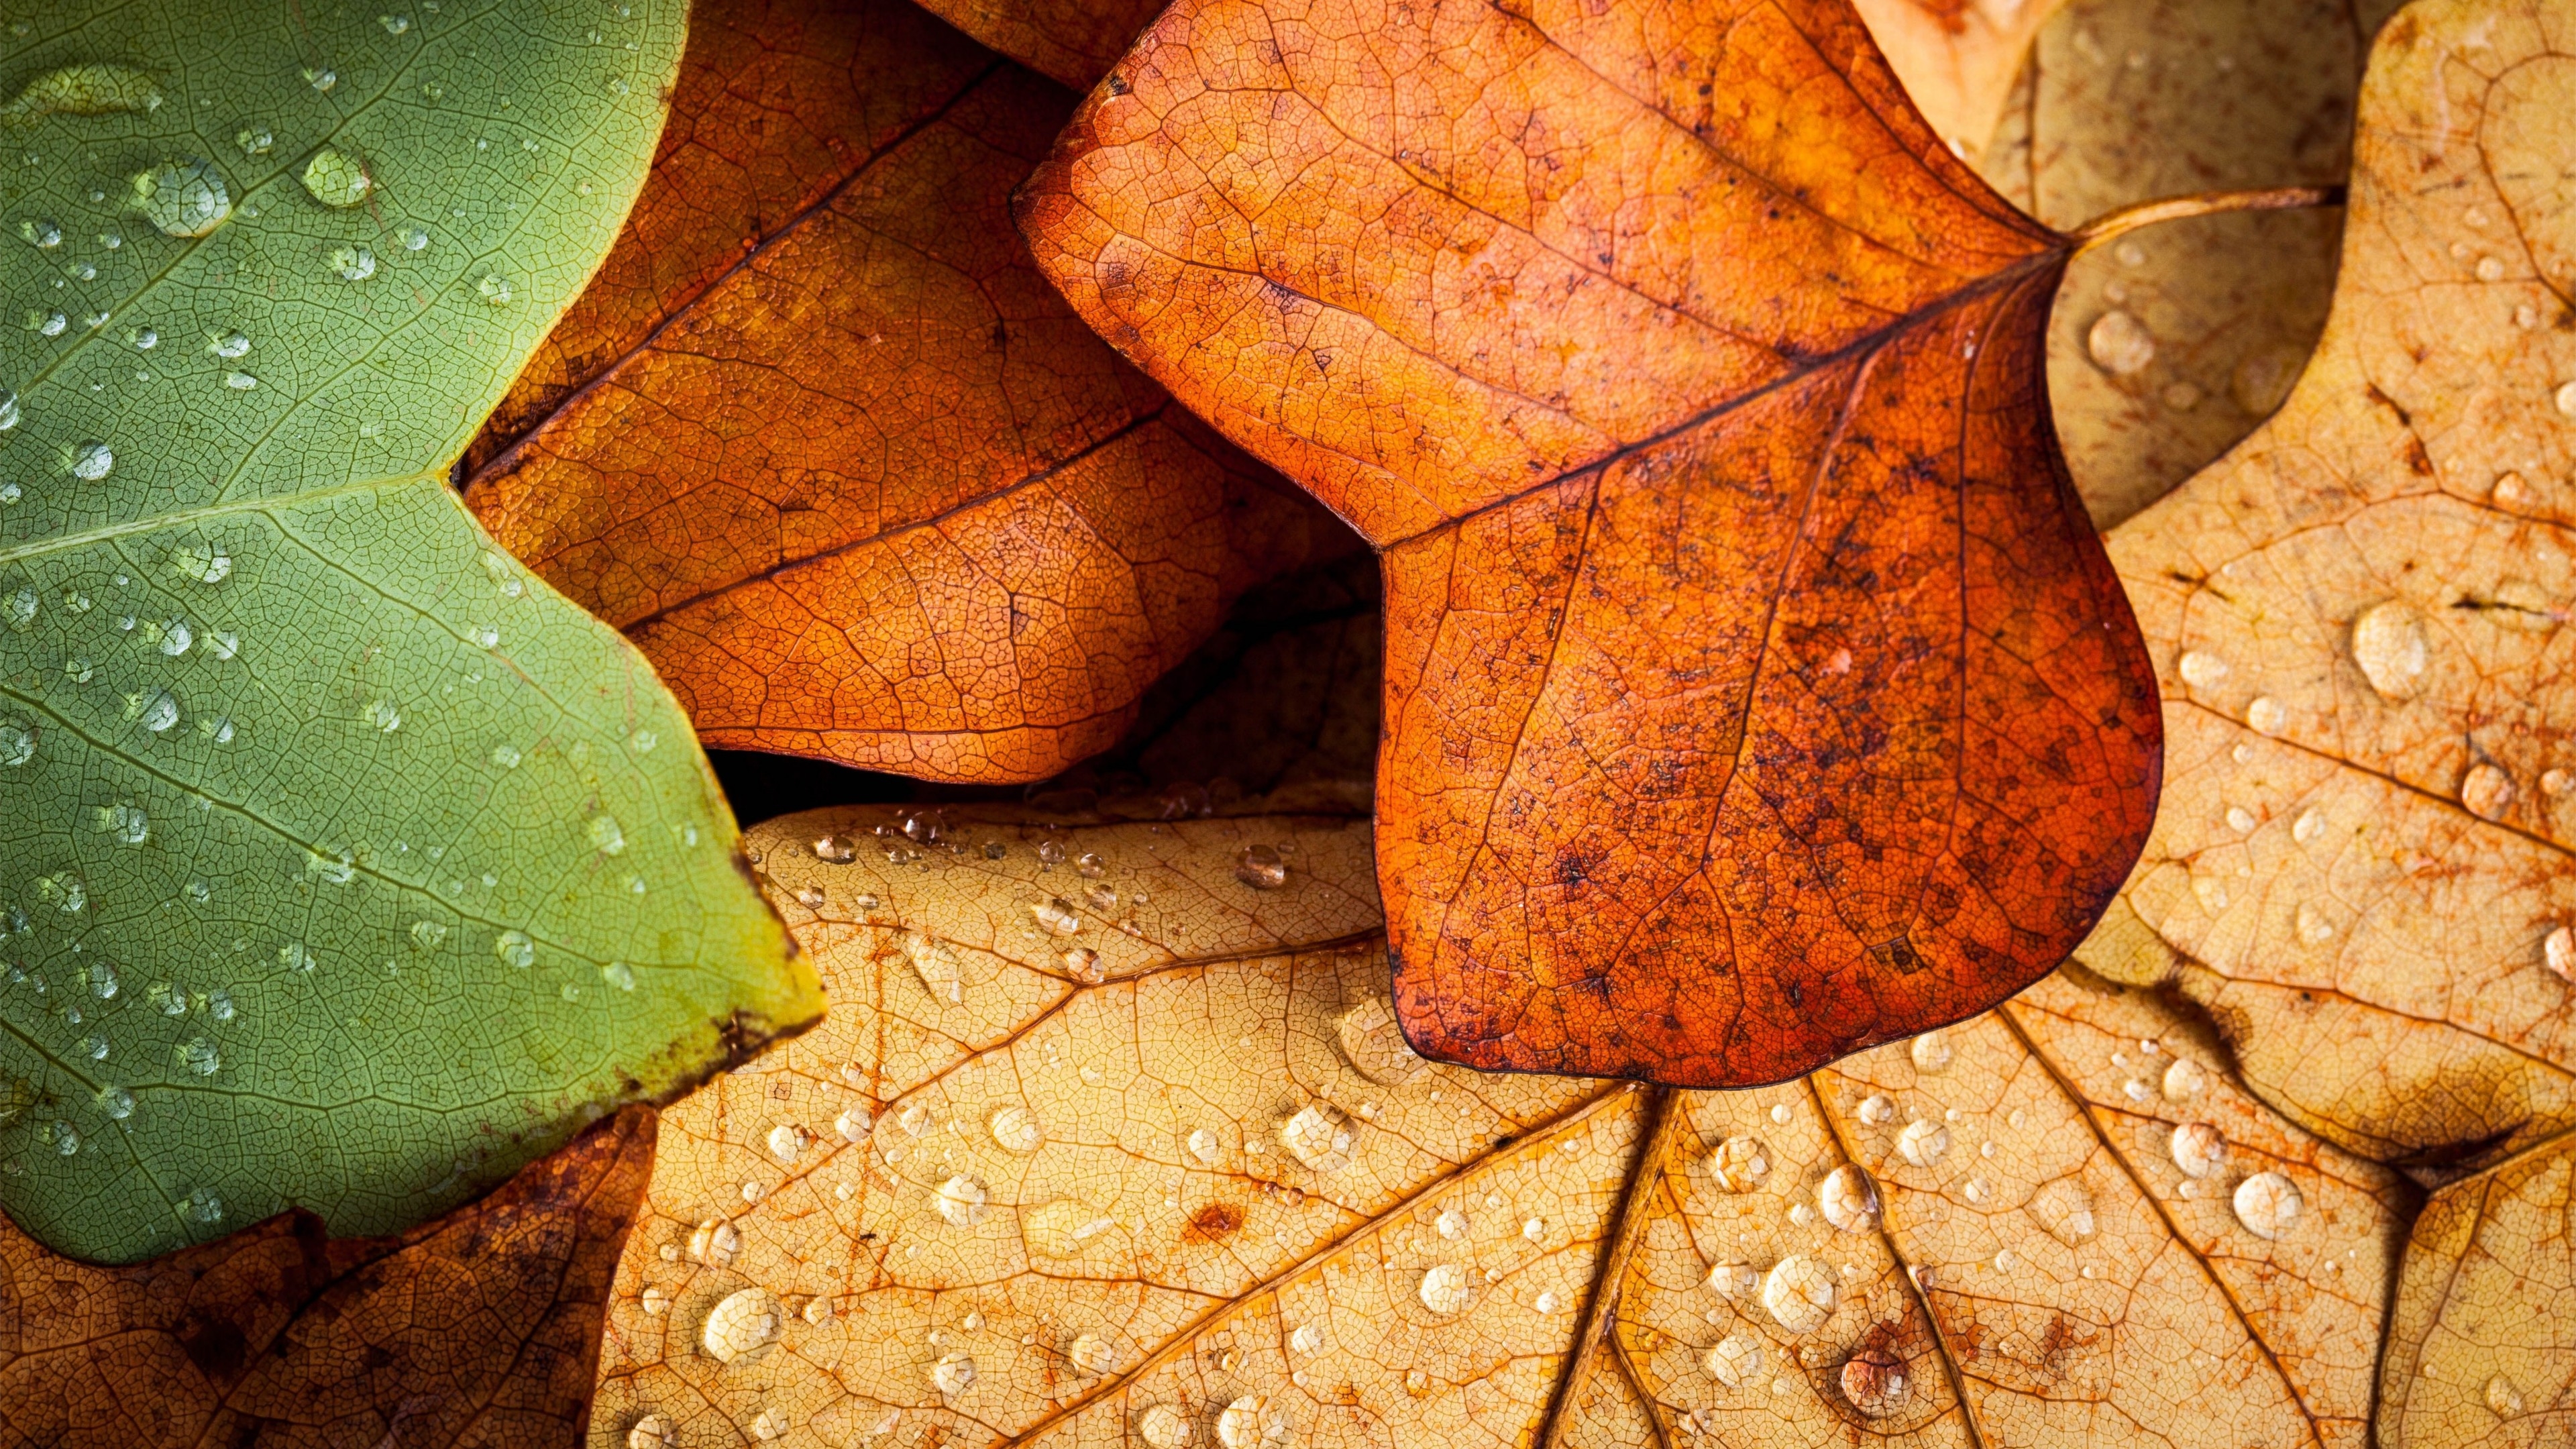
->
[1017,0,2162,1084]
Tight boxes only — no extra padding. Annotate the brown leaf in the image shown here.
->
[0,1108,656,1449]
[2094,0,2576,1169]
[1850,0,2074,164]
[908,0,1171,90]
[466,0,1349,786]
[584,810,2407,1449]
[1014,0,2163,1087]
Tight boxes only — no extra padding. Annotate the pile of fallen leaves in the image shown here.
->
[5,0,2573,1443]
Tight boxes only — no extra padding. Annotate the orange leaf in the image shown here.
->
[1016,0,2163,1085]
[909,0,1171,90]
[0,1108,655,1448]
[466,0,1350,786]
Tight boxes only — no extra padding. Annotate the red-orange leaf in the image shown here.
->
[1016,0,2161,1083]
[466,0,1348,785]
[0,1108,654,1449]
[908,0,1169,90]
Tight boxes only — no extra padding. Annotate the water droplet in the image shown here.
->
[1139,1405,1193,1449]
[176,1035,219,1075]
[2463,763,2515,820]
[1896,1119,1949,1167]
[1703,1332,1765,1387]
[76,1030,107,1060]
[222,370,257,391]
[25,309,62,337]
[904,932,962,1004]
[1837,1346,1910,1416]
[1235,844,1288,889]
[381,13,414,34]
[0,718,33,765]
[2029,1177,2097,1244]
[1856,1093,1894,1124]
[0,392,15,431]
[2556,380,2576,418]
[1817,1165,1879,1232]
[138,689,178,732]
[1024,1197,1116,1256]
[158,617,193,655]
[2086,309,2155,374]
[1068,1332,1118,1375]
[2245,696,2286,735]
[170,543,231,584]
[1291,1323,1324,1352]
[898,1102,934,1136]
[599,961,636,991]
[1337,994,1428,1084]
[764,1122,810,1161]
[588,812,627,855]
[2,64,162,119]
[476,273,513,305]
[133,158,230,237]
[834,1106,873,1143]
[936,1174,988,1226]
[2349,600,2430,700]
[689,1218,741,1266]
[1909,1030,1953,1073]
[702,1287,784,1362]
[1761,1254,1835,1333]
[1436,1207,1470,1240]
[1417,1263,1472,1314]
[329,244,377,281]
[2174,650,2228,690]
[2170,1122,2227,1178]
[304,65,337,91]
[2487,1373,2526,1419]
[70,441,112,480]
[1705,1136,1770,1191]
[2220,1172,2304,1245]
[99,1084,133,1118]
[1277,1102,1354,1171]
[931,1352,977,1395]
[812,833,857,863]
[1062,945,1104,981]
[299,144,374,207]
[1030,896,1081,936]
[495,929,535,968]
[627,1414,675,1449]
[15,217,57,248]
[1073,849,1106,878]
[965,1102,1041,1156]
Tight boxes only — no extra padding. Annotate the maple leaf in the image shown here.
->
[465,0,1352,786]
[0,1108,654,1449]
[1014,0,2166,1085]
[583,806,2410,1449]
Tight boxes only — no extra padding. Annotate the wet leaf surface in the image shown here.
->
[467,0,1348,786]
[2097,0,2576,1171]
[0,1108,656,1449]
[583,809,2410,1449]
[0,0,814,1263]
[1016,0,2163,1087]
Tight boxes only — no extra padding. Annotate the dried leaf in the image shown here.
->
[0,1108,656,1448]
[585,810,2407,1449]
[468,0,1344,786]
[1016,0,2163,1087]
[1980,0,2400,525]
[2096,0,2576,1169]
[908,0,1170,89]
[1851,0,2074,165]
[2378,1128,2575,1444]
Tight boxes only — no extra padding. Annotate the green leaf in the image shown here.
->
[0,0,822,1263]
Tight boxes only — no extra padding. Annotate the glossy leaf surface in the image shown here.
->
[1018,0,2163,1084]
[0,0,816,1263]
[468,0,1347,786]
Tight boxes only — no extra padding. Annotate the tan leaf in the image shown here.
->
[1850,0,2076,168]
[2378,1128,2576,1444]
[585,810,2408,1448]
[2098,0,2576,1169]
[1955,0,2399,526]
